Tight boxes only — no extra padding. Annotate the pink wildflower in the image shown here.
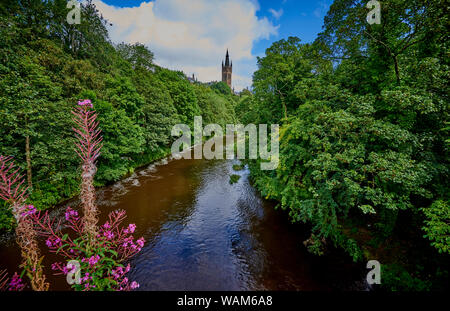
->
[8,273,25,291]
[127,224,136,234]
[130,281,139,289]
[103,230,114,240]
[136,237,145,248]
[65,208,79,221]
[20,205,36,218]
[77,99,93,108]
[88,255,101,266]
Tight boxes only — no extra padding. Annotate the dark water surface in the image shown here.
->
[0,152,366,290]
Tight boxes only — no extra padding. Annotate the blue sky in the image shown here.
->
[252,0,331,56]
[94,0,332,90]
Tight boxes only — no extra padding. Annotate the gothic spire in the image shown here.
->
[225,49,230,67]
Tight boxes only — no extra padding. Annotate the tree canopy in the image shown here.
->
[240,0,449,290]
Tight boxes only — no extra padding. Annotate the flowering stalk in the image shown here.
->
[0,156,49,291]
[72,99,103,241]
[2,100,143,291]
[22,100,143,291]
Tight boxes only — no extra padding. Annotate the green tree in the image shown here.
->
[156,69,200,125]
[210,81,231,96]
[94,99,145,183]
[116,42,154,70]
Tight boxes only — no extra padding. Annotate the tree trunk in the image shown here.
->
[25,135,32,190]
[393,55,400,84]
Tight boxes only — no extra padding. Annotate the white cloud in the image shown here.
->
[268,8,283,20]
[92,0,278,91]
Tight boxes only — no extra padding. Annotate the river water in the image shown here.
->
[0,149,366,290]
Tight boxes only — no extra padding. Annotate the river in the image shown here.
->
[0,149,366,290]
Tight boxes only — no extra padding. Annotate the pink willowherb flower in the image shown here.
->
[0,270,25,291]
[124,223,136,234]
[103,230,114,240]
[77,99,93,108]
[65,207,79,221]
[8,273,25,291]
[20,205,37,218]
[130,281,139,290]
[136,237,145,248]
[87,255,101,266]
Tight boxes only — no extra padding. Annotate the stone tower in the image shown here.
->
[222,49,232,88]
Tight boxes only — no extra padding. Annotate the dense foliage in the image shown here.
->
[239,0,449,290]
[0,0,237,230]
